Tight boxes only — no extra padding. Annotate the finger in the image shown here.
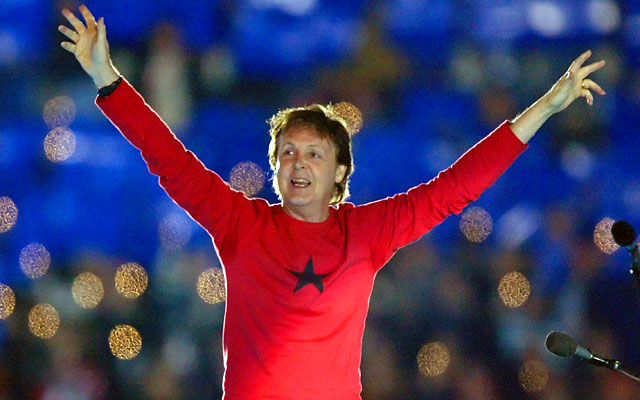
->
[582,79,606,96]
[62,8,86,33]
[58,25,79,42]
[569,49,592,74]
[582,89,594,106]
[580,60,606,78]
[97,17,106,43]
[60,41,76,53]
[79,4,96,27]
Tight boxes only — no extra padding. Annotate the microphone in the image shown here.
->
[545,331,640,382]
[545,331,620,370]
[611,220,640,288]
[611,220,636,247]
[611,220,639,257]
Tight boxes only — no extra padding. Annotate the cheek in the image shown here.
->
[321,166,338,186]
[275,160,294,184]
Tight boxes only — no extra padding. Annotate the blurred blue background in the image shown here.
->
[2,0,640,398]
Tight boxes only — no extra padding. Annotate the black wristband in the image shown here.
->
[97,76,123,97]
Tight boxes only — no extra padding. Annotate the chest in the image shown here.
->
[225,221,375,311]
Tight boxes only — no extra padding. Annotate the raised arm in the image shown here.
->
[510,50,606,144]
[57,5,260,246]
[360,51,606,267]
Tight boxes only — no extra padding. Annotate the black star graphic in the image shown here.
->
[287,257,328,293]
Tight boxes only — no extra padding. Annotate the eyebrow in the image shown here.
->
[281,142,325,150]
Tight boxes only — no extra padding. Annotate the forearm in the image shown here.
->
[92,62,120,89]
[509,92,556,144]
[95,77,239,234]
[96,77,167,151]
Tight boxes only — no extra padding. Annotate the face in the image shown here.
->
[275,125,347,218]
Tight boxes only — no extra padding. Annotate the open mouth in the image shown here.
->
[291,178,311,188]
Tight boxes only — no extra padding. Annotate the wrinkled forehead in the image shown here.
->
[278,123,336,150]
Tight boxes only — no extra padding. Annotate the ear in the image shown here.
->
[334,164,347,183]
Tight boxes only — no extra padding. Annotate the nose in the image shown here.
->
[293,153,307,169]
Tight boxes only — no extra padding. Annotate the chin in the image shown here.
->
[282,195,311,207]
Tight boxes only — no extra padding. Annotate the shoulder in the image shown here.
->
[335,200,384,222]
[336,202,357,211]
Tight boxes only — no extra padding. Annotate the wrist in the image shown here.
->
[92,65,120,89]
[536,92,559,118]
[97,76,123,97]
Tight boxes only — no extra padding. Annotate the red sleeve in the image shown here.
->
[355,121,527,269]
[95,78,259,246]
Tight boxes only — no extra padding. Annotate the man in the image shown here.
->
[59,5,605,399]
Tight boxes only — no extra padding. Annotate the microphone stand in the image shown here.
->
[586,356,640,382]
[625,246,640,290]
[631,259,640,290]
[619,248,640,382]
[619,367,640,382]
[613,363,640,383]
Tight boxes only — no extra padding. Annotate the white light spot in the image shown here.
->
[44,127,76,163]
[460,206,493,243]
[528,2,567,37]
[587,0,620,34]
[158,213,193,250]
[250,0,318,16]
[496,204,541,249]
[560,142,594,180]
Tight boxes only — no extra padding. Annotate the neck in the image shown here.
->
[282,202,330,223]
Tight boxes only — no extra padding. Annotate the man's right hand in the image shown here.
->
[59,4,120,89]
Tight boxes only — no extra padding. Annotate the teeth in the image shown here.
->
[291,179,310,187]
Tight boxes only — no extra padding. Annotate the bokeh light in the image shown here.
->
[115,262,148,299]
[417,342,451,377]
[43,95,76,128]
[0,284,16,319]
[0,196,18,233]
[528,2,566,37]
[498,271,531,308]
[460,206,493,243]
[44,127,76,162]
[158,213,193,250]
[109,324,142,360]
[251,0,318,16]
[560,142,594,180]
[229,161,265,197]
[28,303,60,339]
[593,217,620,255]
[19,242,51,279]
[197,268,226,304]
[331,102,363,136]
[518,359,549,392]
[71,272,104,309]
[587,0,621,34]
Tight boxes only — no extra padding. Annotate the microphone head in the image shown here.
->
[545,331,577,358]
[611,220,636,247]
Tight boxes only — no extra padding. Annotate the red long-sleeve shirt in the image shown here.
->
[96,78,526,399]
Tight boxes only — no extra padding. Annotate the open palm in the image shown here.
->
[58,5,118,88]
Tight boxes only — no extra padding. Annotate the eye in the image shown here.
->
[311,152,321,158]
[282,149,294,156]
